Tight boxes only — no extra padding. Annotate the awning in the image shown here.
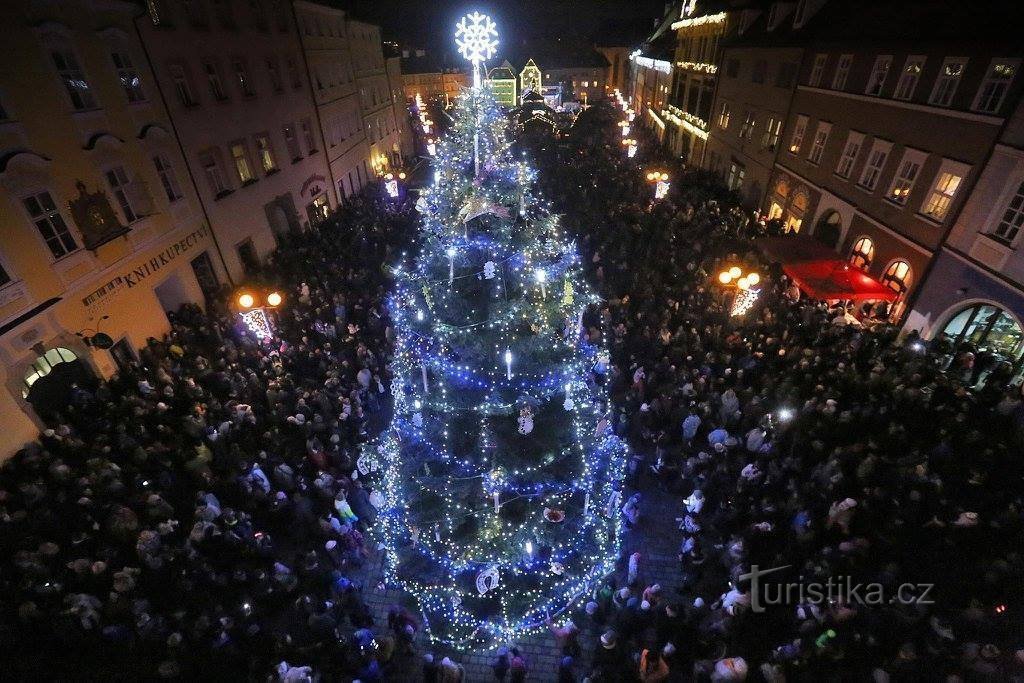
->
[783,261,897,302]
[755,235,896,302]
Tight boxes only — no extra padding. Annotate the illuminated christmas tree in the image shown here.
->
[361,14,628,646]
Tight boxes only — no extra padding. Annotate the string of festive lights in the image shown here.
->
[360,21,628,647]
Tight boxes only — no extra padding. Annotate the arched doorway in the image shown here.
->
[23,347,95,419]
[880,259,913,318]
[814,209,842,248]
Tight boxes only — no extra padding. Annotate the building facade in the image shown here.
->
[0,0,225,456]
[905,98,1024,383]
[702,3,815,208]
[294,1,370,202]
[400,55,467,105]
[767,0,1023,318]
[485,61,518,108]
[348,18,401,175]
[595,47,630,95]
[138,0,333,281]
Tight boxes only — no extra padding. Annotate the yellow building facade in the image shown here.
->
[0,1,224,458]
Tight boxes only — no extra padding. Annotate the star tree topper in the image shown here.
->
[455,11,498,87]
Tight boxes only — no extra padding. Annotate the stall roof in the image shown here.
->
[756,235,896,302]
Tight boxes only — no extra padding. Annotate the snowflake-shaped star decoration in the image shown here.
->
[455,12,498,66]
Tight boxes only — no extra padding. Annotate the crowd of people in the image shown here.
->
[1,97,1023,682]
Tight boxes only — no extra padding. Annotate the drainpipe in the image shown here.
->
[131,10,234,287]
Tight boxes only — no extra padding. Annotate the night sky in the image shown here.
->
[342,0,668,57]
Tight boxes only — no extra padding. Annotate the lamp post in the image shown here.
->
[645,170,670,200]
[717,266,762,317]
[622,138,637,158]
[618,120,631,137]
[235,289,284,339]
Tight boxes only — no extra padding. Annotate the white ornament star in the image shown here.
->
[455,12,498,66]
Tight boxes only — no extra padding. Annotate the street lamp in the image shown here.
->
[234,289,284,339]
[622,138,637,158]
[645,170,670,199]
[618,120,631,137]
[717,266,761,316]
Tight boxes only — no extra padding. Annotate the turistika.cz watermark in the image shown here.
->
[738,565,935,614]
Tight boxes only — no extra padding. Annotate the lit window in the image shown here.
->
[894,56,925,100]
[929,57,966,107]
[230,141,255,183]
[887,150,926,205]
[865,55,891,96]
[993,179,1024,243]
[718,101,730,129]
[105,165,137,222]
[789,114,808,153]
[807,122,831,164]
[835,131,864,179]
[23,191,78,258]
[922,165,966,221]
[112,51,145,103]
[153,154,183,201]
[254,133,277,173]
[739,110,755,140]
[973,58,1018,113]
[849,236,874,270]
[761,117,782,151]
[23,348,79,397]
[832,54,853,90]
[808,53,827,87]
[727,162,745,191]
[51,48,97,110]
[880,260,912,301]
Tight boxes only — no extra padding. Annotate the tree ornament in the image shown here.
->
[415,195,429,213]
[476,565,500,595]
[517,405,534,435]
[562,280,574,306]
[421,284,434,312]
[483,261,496,280]
[459,195,511,224]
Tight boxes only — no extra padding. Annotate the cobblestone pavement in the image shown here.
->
[350,477,687,682]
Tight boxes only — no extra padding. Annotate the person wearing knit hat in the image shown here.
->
[600,629,617,648]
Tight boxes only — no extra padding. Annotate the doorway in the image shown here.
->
[154,271,192,317]
[109,337,137,374]
[23,347,96,420]
[237,238,260,276]
[190,251,220,300]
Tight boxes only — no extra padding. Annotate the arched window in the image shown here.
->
[849,236,874,271]
[880,260,912,299]
[939,303,1024,374]
[23,347,78,397]
[815,209,842,247]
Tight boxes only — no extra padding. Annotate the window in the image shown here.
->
[789,114,808,154]
[887,149,926,205]
[973,58,1018,113]
[894,55,925,100]
[300,118,316,153]
[112,51,145,103]
[865,55,891,96]
[929,57,966,107]
[776,62,797,89]
[199,149,230,196]
[105,166,137,222]
[283,123,301,160]
[939,304,1024,373]
[752,60,767,84]
[808,53,827,87]
[23,348,79,397]
[835,131,864,179]
[793,0,808,26]
[832,54,853,90]
[993,179,1024,243]
[739,110,755,140]
[266,57,283,92]
[24,192,78,258]
[153,154,182,201]
[254,133,277,173]
[807,122,831,164]
[306,194,329,227]
[858,139,891,191]
[287,57,302,89]
[727,161,745,191]
[230,141,255,183]
[233,59,255,97]
[921,160,969,221]
[880,260,912,301]
[203,60,227,101]
[169,64,196,106]
[51,48,97,110]
[761,116,782,151]
[726,58,739,78]
[849,236,874,271]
